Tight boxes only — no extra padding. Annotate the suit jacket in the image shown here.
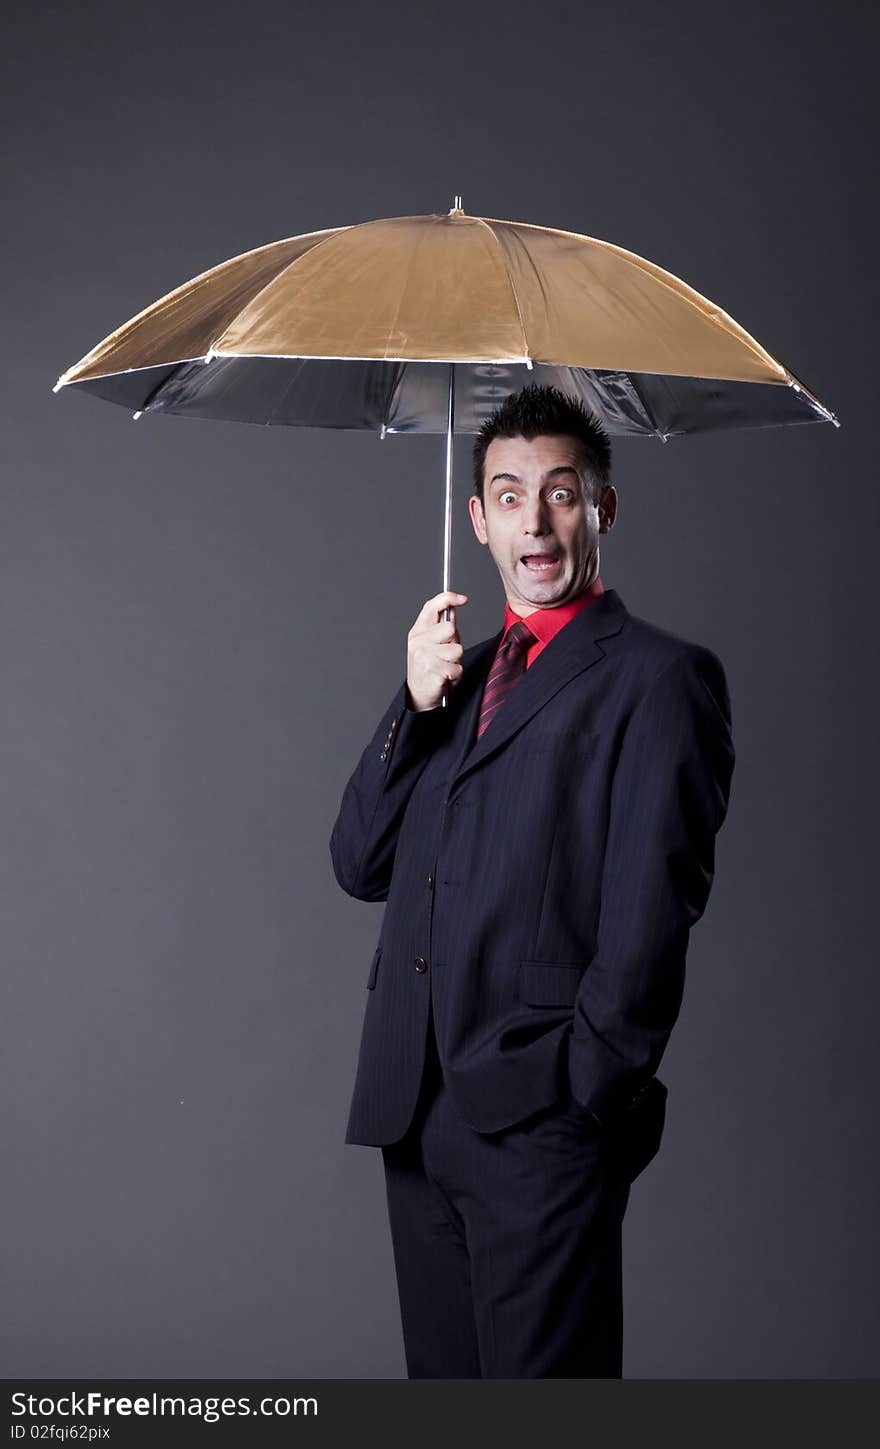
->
[330,588,735,1162]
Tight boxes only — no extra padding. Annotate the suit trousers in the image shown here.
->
[381,997,632,1378]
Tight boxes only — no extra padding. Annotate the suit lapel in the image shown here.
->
[449,588,628,795]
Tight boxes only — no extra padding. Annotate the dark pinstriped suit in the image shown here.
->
[329,588,735,1376]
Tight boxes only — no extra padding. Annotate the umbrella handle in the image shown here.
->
[440,362,455,710]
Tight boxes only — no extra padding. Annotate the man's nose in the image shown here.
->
[522,498,550,534]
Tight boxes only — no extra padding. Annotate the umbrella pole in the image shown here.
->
[440,361,455,708]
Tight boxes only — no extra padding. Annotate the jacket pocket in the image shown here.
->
[517,960,582,1007]
[366,946,382,990]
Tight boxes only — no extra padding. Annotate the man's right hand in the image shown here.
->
[406,591,469,712]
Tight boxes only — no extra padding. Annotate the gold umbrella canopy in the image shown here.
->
[54,201,837,438]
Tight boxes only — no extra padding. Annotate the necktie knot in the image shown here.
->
[502,619,535,657]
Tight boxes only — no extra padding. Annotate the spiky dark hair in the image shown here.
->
[472,383,611,504]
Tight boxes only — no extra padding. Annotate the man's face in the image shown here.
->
[468,433,617,615]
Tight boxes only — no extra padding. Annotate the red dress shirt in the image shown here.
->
[500,575,605,668]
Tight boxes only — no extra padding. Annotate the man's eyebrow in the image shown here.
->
[489,466,580,487]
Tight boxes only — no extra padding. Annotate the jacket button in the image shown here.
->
[413,957,428,973]
[426,874,433,888]
[379,750,387,760]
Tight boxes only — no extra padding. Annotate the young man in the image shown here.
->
[330,383,735,1378]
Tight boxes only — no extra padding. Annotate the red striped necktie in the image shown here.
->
[477,619,536,739]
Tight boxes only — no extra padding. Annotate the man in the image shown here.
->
[329,383,735,1378]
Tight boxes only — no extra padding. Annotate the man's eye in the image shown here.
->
[499,491,516,504]
[552,489,573,502]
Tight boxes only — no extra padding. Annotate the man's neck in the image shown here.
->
[504,576,603,618]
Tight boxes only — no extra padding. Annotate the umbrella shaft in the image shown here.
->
[441,363,455,707]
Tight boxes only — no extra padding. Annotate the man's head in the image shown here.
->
[469,383,618,616]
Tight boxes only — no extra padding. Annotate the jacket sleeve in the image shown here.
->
[328,680,451,902]
[568,645,736,1123]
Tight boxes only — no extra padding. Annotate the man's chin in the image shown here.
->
[510,569,571,608]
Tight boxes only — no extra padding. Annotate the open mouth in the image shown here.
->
[521,553,561,574]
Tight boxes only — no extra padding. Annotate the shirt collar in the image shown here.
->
[502,575,605,645]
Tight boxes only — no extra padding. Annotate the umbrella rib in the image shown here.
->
[620,372,662,435]
[478,216,785,378]
[209,228,353,354]
[381,360,404,434]
[59,231,347,386]
[473,217,530,361]
[133,361,189,416]
[212,212,451,357]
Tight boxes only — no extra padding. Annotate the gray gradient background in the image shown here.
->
[3,0,877,1379]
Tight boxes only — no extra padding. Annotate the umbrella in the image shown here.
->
[53,196,838,697]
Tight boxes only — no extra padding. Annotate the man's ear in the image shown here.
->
[599,485,618,533]
[468,493,488,545]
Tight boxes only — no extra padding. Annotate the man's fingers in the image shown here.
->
[407,593,468,708]
[432,642,464,663]
[415,590,468,627]
[427,618,460,642]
